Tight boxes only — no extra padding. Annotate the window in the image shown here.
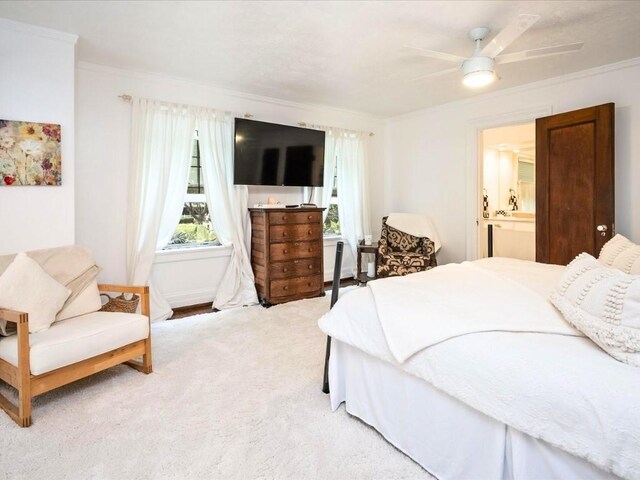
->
[165,133,219,249]
[323,163,340,235]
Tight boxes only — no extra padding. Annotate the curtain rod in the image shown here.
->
[118,95,374,136]
[298,122,374,137]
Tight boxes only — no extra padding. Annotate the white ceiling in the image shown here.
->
[1,1,640,117]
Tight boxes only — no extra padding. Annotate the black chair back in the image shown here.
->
[323,241,344,393]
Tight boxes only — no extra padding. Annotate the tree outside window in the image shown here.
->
[323,163,340,235]
[165,133,219,249]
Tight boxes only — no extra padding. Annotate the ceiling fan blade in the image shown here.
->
[405,67,460,83]
[495,42,584,64]
[403,45,466,64]
[481,14,540,59]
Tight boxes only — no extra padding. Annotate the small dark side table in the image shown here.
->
[356,241,379,285]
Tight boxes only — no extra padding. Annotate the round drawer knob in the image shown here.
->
[283,232,287,237]
[308,265,312,269]
[283,268,288,272]
[283,249,288,254]
[308,215,312,219]
[308,282,312,286]
[283,286,288,291]
[282,215,287,220]
[307,230,312,235]
[308,248,313,252]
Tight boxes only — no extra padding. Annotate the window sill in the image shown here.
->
[154,244,232,264]
[323,234,343,244]
[154,237,343,266]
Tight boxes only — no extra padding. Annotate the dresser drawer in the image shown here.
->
[269,211,323,225]
[270,274,323,298]
[270,224,324,243]
[270,241,322,262]
[270,258,322,279]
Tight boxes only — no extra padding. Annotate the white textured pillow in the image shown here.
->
[550,253,640,366]
[598,234,640,274]
[0,253,71,333]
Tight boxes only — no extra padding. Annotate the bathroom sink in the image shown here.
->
[511,212,535,219]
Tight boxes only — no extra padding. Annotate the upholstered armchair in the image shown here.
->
[376,216,438,278]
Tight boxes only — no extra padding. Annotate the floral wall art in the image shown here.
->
[0,119,61,186]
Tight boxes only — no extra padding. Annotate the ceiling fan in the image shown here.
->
[405,14,584,88]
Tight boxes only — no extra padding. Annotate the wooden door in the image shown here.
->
[536,103,614,265]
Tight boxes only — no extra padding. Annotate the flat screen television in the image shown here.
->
[233,118,325,187]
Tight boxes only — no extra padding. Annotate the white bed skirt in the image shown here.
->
[329,340,620,480]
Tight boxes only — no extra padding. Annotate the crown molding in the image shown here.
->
[76,61,384,123]
[0,17,78,44]
[387,56,640,123]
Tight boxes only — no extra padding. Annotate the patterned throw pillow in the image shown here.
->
[550,253,640,367]
[598,234,640,274]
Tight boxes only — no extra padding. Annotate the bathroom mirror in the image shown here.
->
[516,153,535,213]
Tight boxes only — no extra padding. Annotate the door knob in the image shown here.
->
[597,225,608,236]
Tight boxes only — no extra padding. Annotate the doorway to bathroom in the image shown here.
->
[478,122,536,261]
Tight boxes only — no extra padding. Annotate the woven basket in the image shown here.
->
[100,293,140,314]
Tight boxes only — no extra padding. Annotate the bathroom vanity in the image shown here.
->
[481,215,535,261]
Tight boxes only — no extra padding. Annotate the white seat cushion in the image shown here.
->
[0,311,149,375]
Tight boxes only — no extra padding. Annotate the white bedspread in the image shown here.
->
[369,261,581,363]
[318,258,640,480]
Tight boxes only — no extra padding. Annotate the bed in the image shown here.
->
[318,257,640,480]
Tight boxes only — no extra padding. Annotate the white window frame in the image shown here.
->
[160,132,221,252]
[323,163,341,236]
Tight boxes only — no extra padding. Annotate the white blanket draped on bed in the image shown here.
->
[369,261,582,363]
[318,258,640,480]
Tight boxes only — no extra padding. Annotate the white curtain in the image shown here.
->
[335,130,371,274]
[126,98,195,321]
[309,128,339,221]
[196,109,258,309]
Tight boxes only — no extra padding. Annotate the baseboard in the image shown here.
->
[164,262,352,307]
[324,263,354,283]
[164,288,216,309]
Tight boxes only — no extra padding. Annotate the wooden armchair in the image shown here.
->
[0,284,151,427]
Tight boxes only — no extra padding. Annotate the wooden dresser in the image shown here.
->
[249,207,325,306]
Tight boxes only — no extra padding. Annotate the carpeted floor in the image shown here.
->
[0,292,429,479]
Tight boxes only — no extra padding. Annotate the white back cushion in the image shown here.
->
[56,279,102,322]
[0,253,71,333]
[598,234,640,274]
[550,253,640,367]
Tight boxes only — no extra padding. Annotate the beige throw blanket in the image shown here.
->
[386,213,441,252]
[0,245,100,335]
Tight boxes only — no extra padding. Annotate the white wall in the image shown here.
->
[386,58,640,264]
[0,19,77,254]
[75,62,384,306]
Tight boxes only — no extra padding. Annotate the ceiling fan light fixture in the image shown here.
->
[463,70,495,88]
[462,56,495,88]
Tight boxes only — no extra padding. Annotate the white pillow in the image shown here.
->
[550,253,640,367]
[598,234,640,274]
[0,253,71,333]
[55,279,102,322]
